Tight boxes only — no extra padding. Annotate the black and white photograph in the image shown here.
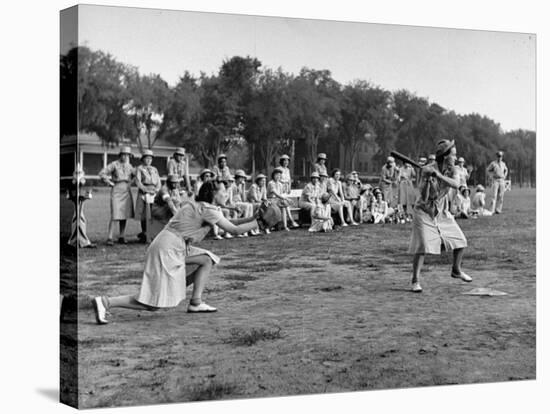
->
[57,2,538,410]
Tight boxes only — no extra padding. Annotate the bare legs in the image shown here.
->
[411,247,467,287]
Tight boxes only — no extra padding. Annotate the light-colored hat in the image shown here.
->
[119,146,132,156]
[419,157,427,163]
[271,167,283,178]
[217,153,227,161]
[476,184,485,192]
[255,174,267,182]
[310,172,320,179]
[141,149,154,159]
[167,174,181,183]
[226,174,235,182]
[199,168,213,178]
[351,171,358,175]
[496,150,504,156]
[360,184,372,192]
[317,153,327,160]
[174,147,186,156]
[428,154,436,161]
[235,169,247,178]
[280,154,290,161]
[319,171,328,177]
[458,157,465,163]
[435,139,455,158]
[387,156,395,163]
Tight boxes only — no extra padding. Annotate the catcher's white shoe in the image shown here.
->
[92,296,109,324]
[224,233,233,239]
[451,271,472,282]
[187,302,217,313]
[411,282,423,292]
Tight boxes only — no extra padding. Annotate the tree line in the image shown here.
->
[60,46,536,186]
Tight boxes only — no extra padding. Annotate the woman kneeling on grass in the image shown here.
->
[409,139,472,293]
[92,181,261,324]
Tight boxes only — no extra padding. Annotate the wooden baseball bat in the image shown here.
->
[389,150,423,169]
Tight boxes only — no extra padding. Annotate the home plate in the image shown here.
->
[461,287,508,296]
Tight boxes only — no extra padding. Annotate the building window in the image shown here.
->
[82,153,104,175]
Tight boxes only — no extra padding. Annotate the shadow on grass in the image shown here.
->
[223,326,284,346]
[188,381,241,401]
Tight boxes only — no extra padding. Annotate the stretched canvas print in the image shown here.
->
[60,4,536,409]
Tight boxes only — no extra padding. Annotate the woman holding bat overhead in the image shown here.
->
[92,180,275,324]
[407,139,472,292]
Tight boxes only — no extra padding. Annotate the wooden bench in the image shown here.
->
[287,189,304,224]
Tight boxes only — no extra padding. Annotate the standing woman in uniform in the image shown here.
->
[279,154,292,194]
[167,147,191,196]
[409,139,472,292]
[99,146,135,245]
[135,149,162,243]
[398,162,416,220]
[92,180,263,324]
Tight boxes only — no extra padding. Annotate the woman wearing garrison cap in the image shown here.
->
[267,167,298,230]
[313,153,328,177]
[299,171,322,219]
[408,139,473,293]
[135,149,162,243]
[99,146,136,245]
[278,154,293,194]
[167,147,191,193]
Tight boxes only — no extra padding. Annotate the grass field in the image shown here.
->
[62,188,536,408]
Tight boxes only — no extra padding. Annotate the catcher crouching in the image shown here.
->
[92,180,277,324]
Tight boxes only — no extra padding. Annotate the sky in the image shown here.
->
[70,4,536,132]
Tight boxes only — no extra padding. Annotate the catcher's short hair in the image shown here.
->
[196,181,223,204]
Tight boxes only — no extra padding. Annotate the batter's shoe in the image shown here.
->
[411,282,423,292]
[451,271,472,282]
[92,297,109,324]
[187,302,217,313]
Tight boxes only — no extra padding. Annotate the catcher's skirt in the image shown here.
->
[408,208,467,255]
[137,230,220,308]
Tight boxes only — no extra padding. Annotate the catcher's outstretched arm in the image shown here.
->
[216,216,258,235]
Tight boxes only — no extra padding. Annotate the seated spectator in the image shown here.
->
[193,168,214,196]
[308,194,334,233]
[371,187,393,224]
[299,171,322,219]
[267,167,298,230]
[328,169,359,226]
[454,185,472,219]
[359,184,374,223]
[247,174,270,234]
[212,154,232,182]
[234,170,256,236]
[343,173,365,224]
[470,184,493,216]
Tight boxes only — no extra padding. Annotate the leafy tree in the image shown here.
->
[244,68,293,172]
[124,71,170,150]
[338,81,395,171]
[289,68,341,174]
[76,46,133,143]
